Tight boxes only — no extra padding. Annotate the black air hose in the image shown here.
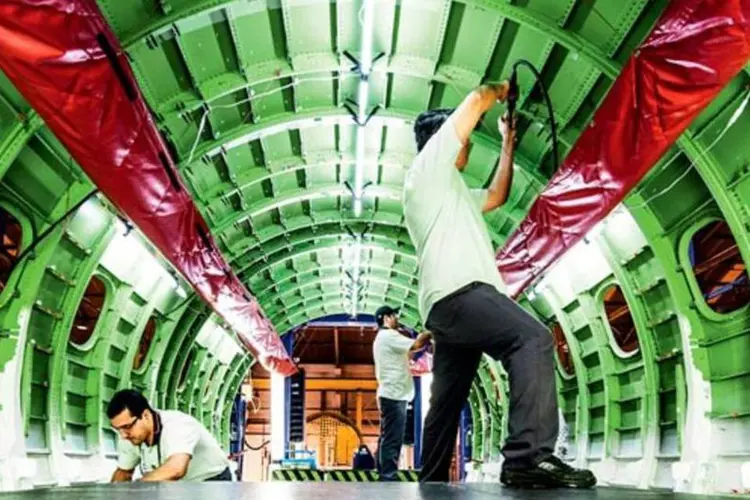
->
[506,59,560,172]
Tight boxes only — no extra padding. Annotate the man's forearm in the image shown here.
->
[486,135,515,209]
[410,332,433,352]
[111,468,133,482]
[476,83,510,110]
[453,82,509,144]
[466,84,509,122]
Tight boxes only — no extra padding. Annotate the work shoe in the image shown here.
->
[500,456,596,489]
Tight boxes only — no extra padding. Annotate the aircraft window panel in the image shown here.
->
[178,348,196,390]
[0,208,22,293]
[687,220,749,315]
[69,276,107,347]
[551,322,575,377]
[601,284,640,357]
[133,316,158,371]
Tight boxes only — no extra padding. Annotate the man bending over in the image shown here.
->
[108,389,233,482]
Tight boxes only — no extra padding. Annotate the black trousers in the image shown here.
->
[419,282,558,482]
[376,397,408,480]
[205,467,234,481]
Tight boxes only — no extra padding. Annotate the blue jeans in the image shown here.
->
[376,397,407,481]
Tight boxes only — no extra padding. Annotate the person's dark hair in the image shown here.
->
[375,305,399,328]
[107,389,152,419]
[414,108,454,152]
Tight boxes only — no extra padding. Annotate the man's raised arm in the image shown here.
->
[451,82,510,145]
[409,331,433,354]
[482,114,516,213]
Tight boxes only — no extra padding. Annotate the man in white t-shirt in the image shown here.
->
[403,82,595,489]
[108,389,233,482]
[372,305,432,481]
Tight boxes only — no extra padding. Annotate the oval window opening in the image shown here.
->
[551,323,575,376]
[133,316,157,370]
[70,276,106,346]
[688,220,749,314]
[602,284,639,355]
[0,209,22,292]
[306,413,360,468]
[178,348,195,389]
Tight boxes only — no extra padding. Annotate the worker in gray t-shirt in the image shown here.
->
[108,389,233,482]
[403,81,595,489]
[372,305,432,481]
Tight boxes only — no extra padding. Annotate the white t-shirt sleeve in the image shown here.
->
[470,188,489,212]
[410,115,464,189]
[161,417,200,458]
[385,331,415,355]
[116,438,140,470]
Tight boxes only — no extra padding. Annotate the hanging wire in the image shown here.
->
[184,73,359,164]
[184,64,522,169]
[628,90,750,209]
[244,438,270,451]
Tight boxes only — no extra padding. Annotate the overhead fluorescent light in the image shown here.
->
[357,79,369,120]
[349,234,362,317]
[360,0,374,75]
[353,127,366,216]
[352,0,375,217]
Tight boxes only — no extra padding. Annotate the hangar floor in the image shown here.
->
[0,483,736,499]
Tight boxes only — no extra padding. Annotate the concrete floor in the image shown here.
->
[0,483,737,499]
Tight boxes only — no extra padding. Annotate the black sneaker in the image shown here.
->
[500,456,596,489]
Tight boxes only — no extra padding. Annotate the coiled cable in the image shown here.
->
[507,59,560,172]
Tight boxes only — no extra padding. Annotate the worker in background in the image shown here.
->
[403,81,596,488]
[372,305,432,481]
[108,389,234,482]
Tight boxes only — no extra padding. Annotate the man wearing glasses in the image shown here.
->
[108,389,233,482]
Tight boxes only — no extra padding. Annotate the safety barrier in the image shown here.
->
[326,470,379,482]
[395,470,419,482]
[271,468,420,482]
[271,469,326,481]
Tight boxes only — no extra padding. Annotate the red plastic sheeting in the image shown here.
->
[497,0,750,298]
[0,0,296,375]
[409,350,433,377]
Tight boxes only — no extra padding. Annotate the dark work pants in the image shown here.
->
[205,467,233,481]
[419,282,558,482]
[376,397,407,480]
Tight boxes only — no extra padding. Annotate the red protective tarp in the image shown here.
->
[497,0,750,297]
[409,349,433,377]
[0,0,296,375]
